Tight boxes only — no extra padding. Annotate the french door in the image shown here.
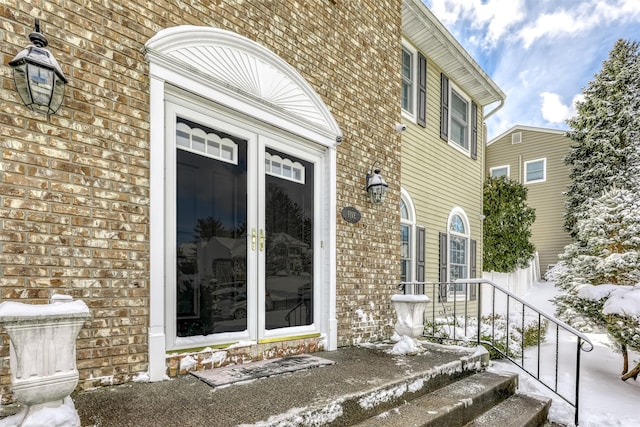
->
[171,107,318,346]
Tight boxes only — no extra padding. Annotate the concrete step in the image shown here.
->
[73,344,491,427]
[351,370,519,427]
[464,393,552,427]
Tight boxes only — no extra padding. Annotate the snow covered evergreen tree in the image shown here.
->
[555,187,640,327]
[556,39,640,380]
[564,39,640,236]
[556,187,640,380]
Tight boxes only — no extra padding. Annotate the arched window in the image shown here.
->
[400,188,424,289]
[448,209,470,298]
[400,191,414,283]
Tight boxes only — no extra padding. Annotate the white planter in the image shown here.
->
[391,294,429,338]
[0,295,89,427]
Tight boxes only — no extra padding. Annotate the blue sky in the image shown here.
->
[424,0,640,141]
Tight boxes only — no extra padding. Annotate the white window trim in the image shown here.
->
[400,188,417,285]
[524,158,546,184]
[490,165,510,179]
[447,207,470,300]
[176,122,239,165]
[447,82,471,156]
[401,40,418,122]
[265,152,306,184]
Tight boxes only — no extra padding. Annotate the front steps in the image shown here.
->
[352,371,551,426]
[248,348,551,427]
[355,371,550,427]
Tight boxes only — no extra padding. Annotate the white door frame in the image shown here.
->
[145,26,341,381]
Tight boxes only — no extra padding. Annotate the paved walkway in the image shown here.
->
[72,343,478,427]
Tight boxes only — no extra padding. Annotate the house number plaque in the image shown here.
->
[341,206,361,224]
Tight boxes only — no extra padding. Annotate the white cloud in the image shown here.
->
[519,0,640,48]
[540,92,583,124]
[427,0,526,48]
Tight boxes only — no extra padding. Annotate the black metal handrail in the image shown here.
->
[399,279,593,426]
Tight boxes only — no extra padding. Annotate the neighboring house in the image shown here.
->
[0,0,502,402]
[486,125,574,275]
[399,1,505,311]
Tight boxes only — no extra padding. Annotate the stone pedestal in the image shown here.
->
[0,295,90,427]
[391,294,429,338]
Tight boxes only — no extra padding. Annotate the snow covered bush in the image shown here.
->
[424,314,547,360]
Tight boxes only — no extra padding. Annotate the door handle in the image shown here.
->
[259,229,265,252]
[251,229,256,251]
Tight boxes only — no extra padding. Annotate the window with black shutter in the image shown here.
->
[438,231,447,302]
[470,239,477,300]
[417,53,427,128]
[471,102,478,160]
[440,74,449,141]
[416,226,425,282]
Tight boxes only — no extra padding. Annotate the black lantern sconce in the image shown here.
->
[365,162,388,205]
[9,19,67,115]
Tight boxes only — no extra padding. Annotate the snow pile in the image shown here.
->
[0,299,89,318]
[0,397,80,427]
[577,284,631,301]
[602,284,640,316]
[132,372,150,383]
[388,335,424,355]
[180,355,198,372]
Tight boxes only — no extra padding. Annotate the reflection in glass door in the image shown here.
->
[264,149,314,330]
[175,118,248,337]
[174,117,316,341]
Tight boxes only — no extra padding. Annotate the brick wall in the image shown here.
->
[0,0,402,401]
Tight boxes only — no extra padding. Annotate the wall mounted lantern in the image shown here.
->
[366,163,388,205]
[9,19,67,115]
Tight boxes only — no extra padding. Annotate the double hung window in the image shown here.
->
[401,42,427,126]
[440,75,477,158]
[525,158,546,183]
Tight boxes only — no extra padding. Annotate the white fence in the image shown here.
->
[480,252,540,315]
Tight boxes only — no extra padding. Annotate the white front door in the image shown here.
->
[168,98,322,348]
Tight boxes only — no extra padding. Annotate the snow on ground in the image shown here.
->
[489,280,640,427]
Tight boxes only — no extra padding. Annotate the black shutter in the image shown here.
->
[417,53,427,128]
[471,101,478,160]
[470,239,477,300]
[416,226,426,282]
[438,232,447,302]
[440,74,449,141]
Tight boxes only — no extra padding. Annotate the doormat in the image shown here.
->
[190,354,335,388]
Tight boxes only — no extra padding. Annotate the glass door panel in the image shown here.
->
[264,148,314,330]
[175,118,248,337]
